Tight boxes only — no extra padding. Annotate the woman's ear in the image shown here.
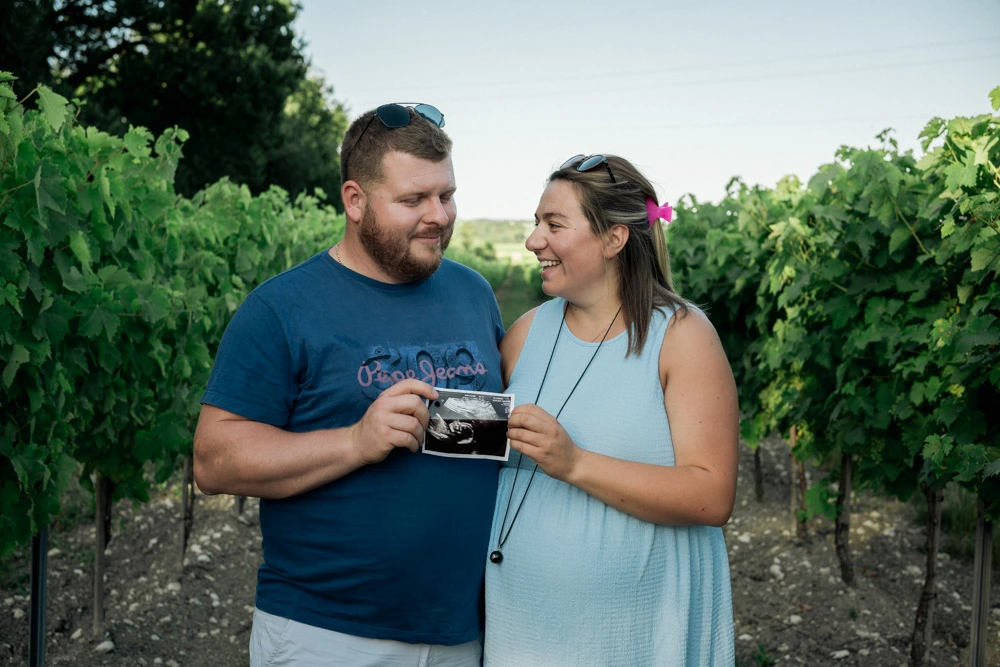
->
[603,224,630,258]
[341,180,367,224]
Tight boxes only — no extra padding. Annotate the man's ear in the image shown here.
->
[603,224,630,258]
[341,179,367,224]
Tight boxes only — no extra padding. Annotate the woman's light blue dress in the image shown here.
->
[484,298,735,666]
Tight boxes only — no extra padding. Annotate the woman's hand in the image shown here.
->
[507,404,584,482]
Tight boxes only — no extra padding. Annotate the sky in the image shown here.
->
[295,0,1000,221]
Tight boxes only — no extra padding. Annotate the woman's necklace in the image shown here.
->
[490,302,622,565]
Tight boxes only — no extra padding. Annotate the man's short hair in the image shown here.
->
[340,107,452,187]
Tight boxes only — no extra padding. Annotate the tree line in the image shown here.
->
[0,0,347,207]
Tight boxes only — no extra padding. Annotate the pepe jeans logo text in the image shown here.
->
[356,343,490,399]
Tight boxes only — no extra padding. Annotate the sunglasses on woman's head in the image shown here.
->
[561,154,616,183]
[343,103,445,180]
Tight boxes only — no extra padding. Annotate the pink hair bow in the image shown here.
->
[645,198,673,227]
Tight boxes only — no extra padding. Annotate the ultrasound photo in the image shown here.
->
[422,388,513,461]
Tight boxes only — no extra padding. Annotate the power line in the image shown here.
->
[466,113,938,134]
[344,37,1000,96]
[438,53,1000,103]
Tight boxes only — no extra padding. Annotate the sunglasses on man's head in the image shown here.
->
[561,154,616,183]
[343,103,445,180]
[371,103,445,130]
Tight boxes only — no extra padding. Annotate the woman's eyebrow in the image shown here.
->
[536,210,568,222]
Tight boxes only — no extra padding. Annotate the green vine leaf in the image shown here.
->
[2,344,30,388]
[79,304,121,341]
[68,231,92,272]
[34,162,67,217]
[36,85,69,132]
[124,126,154,158]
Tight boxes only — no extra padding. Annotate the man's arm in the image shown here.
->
[194,380,438,499]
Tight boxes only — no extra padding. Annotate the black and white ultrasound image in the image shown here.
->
[423,389,512,460]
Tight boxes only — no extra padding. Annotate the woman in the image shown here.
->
[485,155,738,666]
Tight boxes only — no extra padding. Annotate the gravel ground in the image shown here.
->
[2,435,998,666]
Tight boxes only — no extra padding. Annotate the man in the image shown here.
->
[193,103,503,666]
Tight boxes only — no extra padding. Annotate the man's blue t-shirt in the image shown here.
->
[202,250,504,645]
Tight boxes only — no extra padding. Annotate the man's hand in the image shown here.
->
[349,380,439,465]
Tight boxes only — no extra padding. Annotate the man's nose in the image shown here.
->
[423,197,451,226]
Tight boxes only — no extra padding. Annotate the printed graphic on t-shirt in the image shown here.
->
[356,342,492,400]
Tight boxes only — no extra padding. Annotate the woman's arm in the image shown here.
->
[507,308,739,526]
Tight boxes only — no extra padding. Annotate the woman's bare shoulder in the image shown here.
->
[658,306,728,382]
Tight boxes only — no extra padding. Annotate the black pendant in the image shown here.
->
[489,550,503,564]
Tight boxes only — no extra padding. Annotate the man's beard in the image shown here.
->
[357,203,452,282]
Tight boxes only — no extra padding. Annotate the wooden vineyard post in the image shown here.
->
[180,455,195,573]
[789,426,798,537]
[834,452,854,585]
[968,497,993,667]
[910,484,942,666]
[796,458,808,539]
[93,474,108,639]
[788,426,808,539]
[29,526,48,667]
[752,447,764,502]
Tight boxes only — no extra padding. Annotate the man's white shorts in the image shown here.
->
[249,607,483,667]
